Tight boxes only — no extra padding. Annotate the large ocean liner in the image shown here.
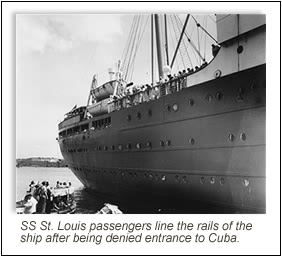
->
[58,14,266,213]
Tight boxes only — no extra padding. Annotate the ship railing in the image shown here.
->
[108,75,188,112]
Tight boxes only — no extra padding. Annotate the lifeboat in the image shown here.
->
[87,98,109,116]
[91,80,116,102]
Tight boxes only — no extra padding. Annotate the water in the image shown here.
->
[16,167,107,214]
[16,167,244,214]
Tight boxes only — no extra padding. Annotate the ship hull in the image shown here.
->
[59,64,266,213]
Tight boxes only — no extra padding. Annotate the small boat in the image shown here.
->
[16,187,76,214]
[16,200,25,214]
[96,203,123,214]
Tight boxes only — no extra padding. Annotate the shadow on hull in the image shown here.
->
[81,188,264,214]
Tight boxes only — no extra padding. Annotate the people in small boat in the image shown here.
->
[53,196,69,211]
[22,180,75,214]
[56,181,61,188]
[23,194,38,214]
[27,181,36,196]
[45,181,53,214]
[33,184,41,203]
[37,181,48,214]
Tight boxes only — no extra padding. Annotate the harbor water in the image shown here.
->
[16,167,242,214]
[16,167,108,214]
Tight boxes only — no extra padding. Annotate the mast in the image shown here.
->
[151,14,154,84]
[154,14,164,80]
[164,14,169,66]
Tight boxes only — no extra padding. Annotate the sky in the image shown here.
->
[16,14,216,159]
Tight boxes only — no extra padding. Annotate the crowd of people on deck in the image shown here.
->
[22,180,73,214]
[108,62,209,112]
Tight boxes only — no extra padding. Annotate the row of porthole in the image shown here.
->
[93,132,246,152]
[72,166,250,188]
[175,175,250,187]
[144,173,166,181]
[66,132,246,153]
[166,91,223,112]
[228,133,247,142]
[65,148,88,153]
[126,91,225,120]
[166,92,223,113]
[126,83,262,121]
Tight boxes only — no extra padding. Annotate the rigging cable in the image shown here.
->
[191,15,218,44]
[121,15,138,73]
[176,15,206,64]
[175,15,199,67]
[167,15,186,73]
[128,15,150,81]
[173,15,193,68]
[122,15,139,80]
[170,14,190,69]
[196,15,201,65]
[203,16,207,60]
[124,15,141,81]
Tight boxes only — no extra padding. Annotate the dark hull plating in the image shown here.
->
[59,64,266,213]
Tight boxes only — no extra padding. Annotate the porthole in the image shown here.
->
[182,176,188,183]
[148,109,152,116]
[210,177,215,184]
[166,140,171,146]
[237,45,243,54]
[137,112,141,120]
[160,140,165,147]
[147,141,152,148]
[220,178,225,185]
[189,138,195,145]
[118,144,123,150]
[126,143,131,149]
[166,104,171,112]
[161,175,166,181]
[127,115,131,121]
[149,174,153,180]
[136,143,141,149]
[200,177,205,184]
[175,175,180,182]
[214,70,222,78]
[206,94,213,103]
[240,133,247,141]
[172,103,179,112]
[111,145,115,151]
[104,146,108,151]
[215,92,223,101]
[228,134,235,142]
[188,99,194,106]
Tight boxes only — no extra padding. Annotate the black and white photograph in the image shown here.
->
[1,1,281,256]
[15,13,266,214]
